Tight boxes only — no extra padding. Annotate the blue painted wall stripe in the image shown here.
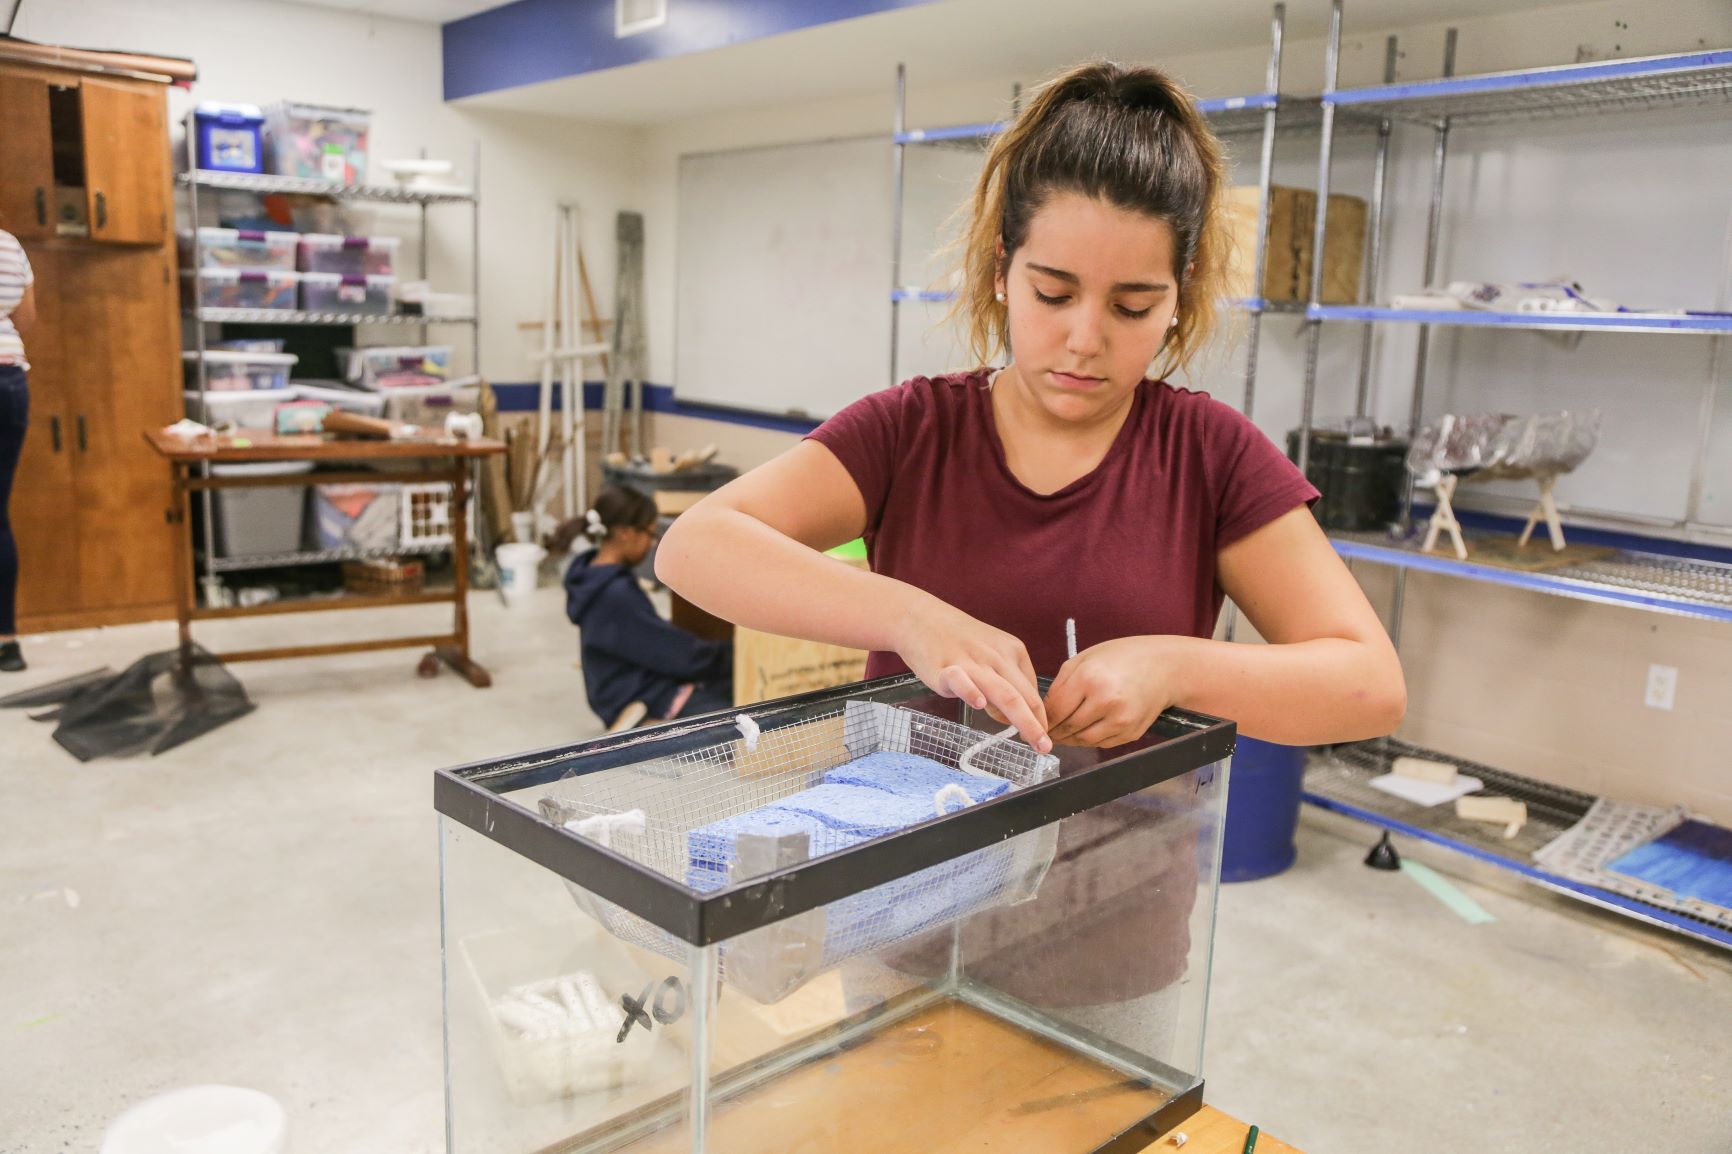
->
[444,0,943,102]
[492,381,824,436]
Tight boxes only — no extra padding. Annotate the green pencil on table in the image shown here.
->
[1241,1124,1260,1154]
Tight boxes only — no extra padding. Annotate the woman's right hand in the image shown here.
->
[891,592,1050,753]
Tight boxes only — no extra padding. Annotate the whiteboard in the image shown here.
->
[676,136,893,420]
[675,136,987,420]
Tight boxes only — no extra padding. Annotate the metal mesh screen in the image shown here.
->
[534,701,1062,993]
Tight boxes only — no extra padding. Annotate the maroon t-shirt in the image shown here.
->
[808,369,1318,676]
[809,370,1317,1006]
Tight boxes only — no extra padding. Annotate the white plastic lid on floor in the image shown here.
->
[101,1086,285,1154]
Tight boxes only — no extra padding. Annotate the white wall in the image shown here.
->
[13,0,643,388]
[630,0,1732,824]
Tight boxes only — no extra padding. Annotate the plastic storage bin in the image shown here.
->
[181,228,299,272]
[383,383,479,426]
[314,483,400,551]
[289,383,388,417]
[209,462,312,558]
[265,101,370,183]
[338,345,452,390]
[193,102,267,173]
[183,389,295,430]
[297,234,400,277]
[437,679,1235,1153]
[182,350,296,393]
[299,272,394,316]
[182,269,298,312]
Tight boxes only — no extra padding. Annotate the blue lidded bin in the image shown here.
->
[1221,737,1309,882]
[194,102,267,174]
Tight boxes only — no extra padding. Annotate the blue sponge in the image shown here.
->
[821,750,1011,804]
[767,783,938,838]
[687,808,834,874]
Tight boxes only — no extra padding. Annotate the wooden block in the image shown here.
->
[733,628,868,708]
[1222,185,1311,302]
[1455,795,1528,838]
[649,446,675,473]
[1222,185,1366,304]
[1319,193,1367,304]
[653,488,705,516]
[1392,756,1458,785]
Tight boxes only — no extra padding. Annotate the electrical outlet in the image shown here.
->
[1644,664,1678,711]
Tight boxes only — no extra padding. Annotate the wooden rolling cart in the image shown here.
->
[145,429,505,686]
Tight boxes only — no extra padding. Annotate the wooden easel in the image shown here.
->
[1517,474,1566,551]
[1423,472,1568,559]
[1421,474,1468,560]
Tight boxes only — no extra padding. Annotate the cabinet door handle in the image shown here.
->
[77,414,88,453]
[50,415,61,452]
[94,191,107,231]
[35,188,47,227]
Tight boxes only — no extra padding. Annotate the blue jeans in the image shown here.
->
[0,364,26,636]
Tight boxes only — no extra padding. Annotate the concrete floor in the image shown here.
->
[2,585,1728,1153]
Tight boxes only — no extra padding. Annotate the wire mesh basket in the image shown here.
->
[536,700,1061,1002]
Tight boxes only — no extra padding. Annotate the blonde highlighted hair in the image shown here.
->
[953,61,1232,379]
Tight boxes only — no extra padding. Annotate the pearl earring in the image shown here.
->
[1170,315,1179,327]
[995,291,1006,303]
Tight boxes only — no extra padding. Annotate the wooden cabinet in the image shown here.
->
[80,78,169,245]
[0,73,55,240]
[4,61,179,632]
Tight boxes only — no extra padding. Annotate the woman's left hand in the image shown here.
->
[1044,636,1183,749]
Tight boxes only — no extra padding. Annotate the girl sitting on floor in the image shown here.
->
[561,485,733,729]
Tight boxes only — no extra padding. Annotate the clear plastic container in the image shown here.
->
[180,227,299,272]
[437,680,1233,1152]
[181,268,299,312]
[208,462,312,558]
[183,389,295,430]
[314,483,400,551]
[297,234,400,277]
[289,383,388,417]
[337,345,452,389]
[382,383,480,425]
[299,272,394,316]
[182,350,297,393]
[265,101,370,184]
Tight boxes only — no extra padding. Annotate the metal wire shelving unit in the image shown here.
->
[1294,7,1732,947]
[885,4,1393,423]
[179,121,481,606]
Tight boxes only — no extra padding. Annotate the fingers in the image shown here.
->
[939,665,988,710]
[973,665,1051,753]
[1064,717,1135,749]
[1043,660,1086,738]
[1048,701,1106,746]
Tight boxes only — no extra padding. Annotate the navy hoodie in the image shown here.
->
[563,551,731,725]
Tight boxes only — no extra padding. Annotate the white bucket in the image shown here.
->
[101,1085,285,1154]
[496,542,546,607]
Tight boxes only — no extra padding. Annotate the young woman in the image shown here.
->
[562,485,733,729]
[656,63,1405,750]
[655,61,1406,1054]
[0,227,35,674]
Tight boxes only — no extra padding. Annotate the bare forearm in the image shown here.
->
[656,506,922,654]
[1156,635,1405,745]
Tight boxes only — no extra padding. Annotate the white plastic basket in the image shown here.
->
[400,481,454,547]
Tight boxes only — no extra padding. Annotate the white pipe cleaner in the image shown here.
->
[735,713,760,752]
[566,809,646,849]
[933,783,975,816]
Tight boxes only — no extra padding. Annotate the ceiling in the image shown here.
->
[276,0,503,22]
[451,0,1586,124]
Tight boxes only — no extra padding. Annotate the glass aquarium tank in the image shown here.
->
[435,675,1234,1154]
